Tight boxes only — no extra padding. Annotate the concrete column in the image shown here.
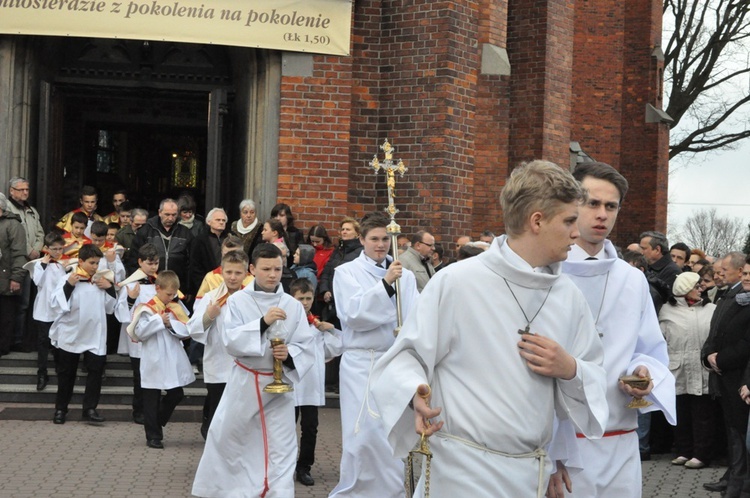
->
[0,36,37,190]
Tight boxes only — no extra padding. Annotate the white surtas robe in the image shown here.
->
[31,260,68,323]
[293,322,343,407]
[191,284,315,498]
[132,301,195,390]
[187,286,235,384]
[98,253,126,283]
[329,251,419,498]
[551,241,676,498]
[49,278,117,355]
[114,281,156,358]
[370,235,608,498]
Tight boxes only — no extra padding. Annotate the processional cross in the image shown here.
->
[369,138,408,336]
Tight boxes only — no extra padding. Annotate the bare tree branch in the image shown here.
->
[670,92,750,156]
[664,0,750,159]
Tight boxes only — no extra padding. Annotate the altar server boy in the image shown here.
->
[188,249,251,439]
[49,244,117,425]
[192,243,315,498]
[290,277,342,486]
[194,235,250,300]
[329,212,419,498]
[128,270,195,449]
[89,220,126,282]
[114,243,160,425]
[31,232,72,391]
[61,211,91,259]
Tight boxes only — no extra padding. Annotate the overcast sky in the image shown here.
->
[661,5,750,244]
[667,140,750,239]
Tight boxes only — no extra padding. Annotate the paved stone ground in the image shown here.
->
[0,404,730,497]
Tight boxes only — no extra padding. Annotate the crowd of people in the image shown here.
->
[0,161,748,497]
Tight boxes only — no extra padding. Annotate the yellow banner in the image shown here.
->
[0,0,352,56]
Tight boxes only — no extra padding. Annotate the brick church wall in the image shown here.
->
[276,0,669,252]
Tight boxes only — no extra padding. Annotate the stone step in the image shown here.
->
[0,366,208,388]
[0,383,208,405]
[0,351,133,369]
[0,353,340,410]
[0,403,205,422]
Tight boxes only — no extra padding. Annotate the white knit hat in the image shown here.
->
[673,272,700,297]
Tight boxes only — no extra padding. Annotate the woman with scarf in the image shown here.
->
[659,272,717,470]
[229,199,263,258]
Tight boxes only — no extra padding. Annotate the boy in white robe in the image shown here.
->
[90,221,126,283]
[130,270,195,449]
[49,244,117,425]
[547,162,675,498]
[187,249,251,439]
[114,243,160,425]
[329,212,419,498]
[193,235,252,301]
[30,232,71,391]
[370,160,609,498]
[289,277,343,486]
[192,243,315,498]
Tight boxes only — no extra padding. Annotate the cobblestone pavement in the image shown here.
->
[0,405,729,497]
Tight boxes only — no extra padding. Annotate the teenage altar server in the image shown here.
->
[546,162,675,498]
[187,249,251,439]
[329,212,419,498]
[370,160,609,498]
[192,243,315,498]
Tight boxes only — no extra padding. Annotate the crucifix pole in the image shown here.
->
[369,138,408,336]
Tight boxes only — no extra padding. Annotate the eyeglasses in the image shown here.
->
[11,187,29,192]
[419,241,435,248]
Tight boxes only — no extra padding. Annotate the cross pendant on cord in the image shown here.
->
[518,325,531,335]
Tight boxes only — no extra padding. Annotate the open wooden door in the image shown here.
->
[36,81,65,228]
[206,88,228,210]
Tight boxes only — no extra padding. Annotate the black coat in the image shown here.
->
[701,284,750,430]
[189,230,226,295]
[318,238,363,296]
[127,216,193,292]
[647,253,682,296]
[284,226,304,267]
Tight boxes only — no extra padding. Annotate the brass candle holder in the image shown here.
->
[263,338,294,394]
[619,375,653,409]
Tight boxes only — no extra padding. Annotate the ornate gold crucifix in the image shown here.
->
[369,138,408,336]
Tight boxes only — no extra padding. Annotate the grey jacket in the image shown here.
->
[5,198,44,257]
[399,246,434,292]
[0,211,27,295]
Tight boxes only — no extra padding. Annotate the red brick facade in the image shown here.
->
[277,0,669,252]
